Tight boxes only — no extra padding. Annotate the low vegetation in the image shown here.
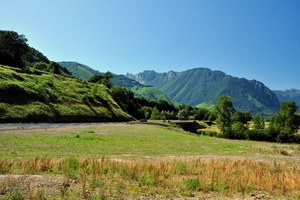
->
[1,123,300,199]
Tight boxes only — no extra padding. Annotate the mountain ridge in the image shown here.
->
[127,68,280,115]
[60,61,299,114]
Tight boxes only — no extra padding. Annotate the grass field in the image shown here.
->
[1,122,300,199]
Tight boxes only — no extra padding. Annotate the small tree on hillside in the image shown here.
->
[88,72,113,88]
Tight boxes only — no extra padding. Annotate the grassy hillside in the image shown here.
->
[128,68,280,115]
[0,65,132,123]
[59,61,179,106]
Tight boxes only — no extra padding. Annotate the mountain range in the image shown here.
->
[126,69,280,115]
[60,61,300,115]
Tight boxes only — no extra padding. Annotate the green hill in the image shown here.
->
[59,61,179,106]
[0,65,132,123]
[196,102,215,111]
[58,61,101,81]
[127,68,280,115]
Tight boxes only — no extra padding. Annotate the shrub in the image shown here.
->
[33,62,48,71]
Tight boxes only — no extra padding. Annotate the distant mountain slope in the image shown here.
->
[59,61,101,80]
[112,74,179,106]
[59,61,179,105]
[127,68,280,115]
[273,89,300,109]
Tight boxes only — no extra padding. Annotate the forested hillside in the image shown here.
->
[127,68,280,115]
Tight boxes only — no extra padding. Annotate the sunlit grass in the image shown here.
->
[1,123,300,198]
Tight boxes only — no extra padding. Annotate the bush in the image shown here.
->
[221,122,249,140]
[33,62,48,71]
[248,129,270,142]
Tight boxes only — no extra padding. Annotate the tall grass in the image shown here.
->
[1,157,300,199]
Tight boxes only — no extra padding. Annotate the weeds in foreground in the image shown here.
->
[1,157,300,199]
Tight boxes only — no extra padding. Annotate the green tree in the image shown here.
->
[139,106,152,119]
[269,101,300,143]
[0,30,30,68]
[231,111,252,125]
[230,122,249,140]
[215,95,235,133]
[88,72,113,88]
[48,61,61,74]
[110,86,142,118]
[150,107,161,120]
[252,113,265,130]
[33,62,48,71]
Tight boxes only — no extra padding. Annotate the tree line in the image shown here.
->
[214,95,300,143]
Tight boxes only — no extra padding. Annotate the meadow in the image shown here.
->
[1,122,300,199]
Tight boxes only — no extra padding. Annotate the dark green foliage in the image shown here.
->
[139,106,152,119]
[110,86,143,118]
[214,99,300,144]
[0,83,42,104]
[248,129,270,141]
[220,122,249,140]
[252,113,265,130]
[48,61,72,76]
[88,72,113,89]
[33,62,48,71]
[268,101,300,143]
[215,95,235,133]
[150,107,161,120]
[25,47,50,65]
[0,30,30,68]
[231,111,252,124]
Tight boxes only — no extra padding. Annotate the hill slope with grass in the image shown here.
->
[59,61,179,106]
[127,68,280,115]
[0,65,132,123]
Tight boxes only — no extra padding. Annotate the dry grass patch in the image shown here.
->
[1,157,300,199]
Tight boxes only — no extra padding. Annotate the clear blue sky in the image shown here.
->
[0,0,299,90]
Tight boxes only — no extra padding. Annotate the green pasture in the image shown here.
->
[1,123,299,161]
